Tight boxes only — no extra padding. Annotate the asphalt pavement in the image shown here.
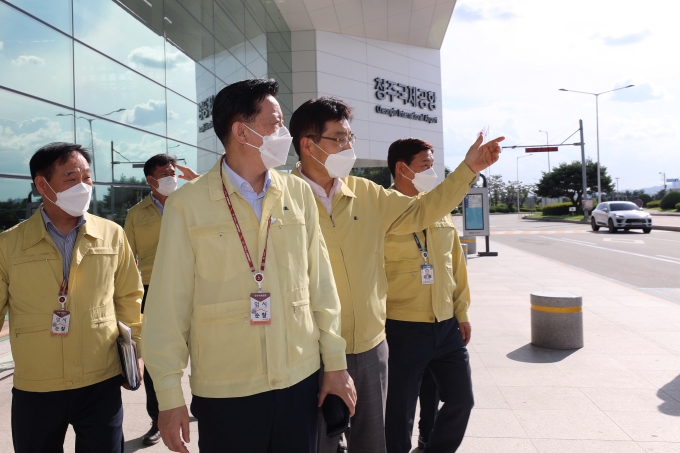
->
[453,215,680,306]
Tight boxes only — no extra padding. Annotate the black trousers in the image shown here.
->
[385,318,474,453]
[12,376,124,453]
[141,285,159,422]
[417,367,439,441]
[191,370,320,453]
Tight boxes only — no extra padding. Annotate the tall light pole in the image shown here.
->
[517,154,534,213]
[615,177,619,200]
[538,130,550,171]
[660,172,666,193]
[559,84,635,203]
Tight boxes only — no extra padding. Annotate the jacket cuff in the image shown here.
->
[321,351,347,372]
[456,309,470,323]
[155,385,187,411]
[455,160,478,186]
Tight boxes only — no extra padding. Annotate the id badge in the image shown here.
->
[250,292,272,325]
[51,310,71,336]
[420,265,434,285]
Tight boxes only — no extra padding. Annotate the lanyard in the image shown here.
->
[58,278,68,309]
[219,157,272,291]
[413,230,428,263]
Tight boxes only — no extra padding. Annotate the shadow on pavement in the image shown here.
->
[124,417,198,452]
[658,375,680,416]
[506,343,579,363]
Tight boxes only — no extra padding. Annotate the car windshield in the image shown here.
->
[609,202,640,212]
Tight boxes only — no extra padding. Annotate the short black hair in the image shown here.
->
[212,78,279,146]
[144,154,178,177]
[289,97,354,157]
[387,138,434,178]
[29,142,92,182]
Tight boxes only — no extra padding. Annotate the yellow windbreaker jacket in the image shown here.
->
[142,160,347,411]
[384,214,470,323]
[0,210,143,392]
[124,194,161,285]
[292,161,476,354]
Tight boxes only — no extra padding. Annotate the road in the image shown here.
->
[453,215,680,305]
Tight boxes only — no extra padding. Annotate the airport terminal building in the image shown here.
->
[0,0,455,226]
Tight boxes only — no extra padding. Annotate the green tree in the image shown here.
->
[486,174,505,206]
[536,159,612,211]
[349,167,392,188]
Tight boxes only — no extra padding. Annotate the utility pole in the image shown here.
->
[615,178,619,200]
[539,130,550,172]
[579,120,589,221]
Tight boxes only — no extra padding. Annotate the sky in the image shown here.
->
[440,0,680,192]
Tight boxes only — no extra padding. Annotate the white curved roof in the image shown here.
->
[273,0,457,49]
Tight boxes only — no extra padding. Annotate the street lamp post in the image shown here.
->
[559,85,635,203]
[538,130,550,172]
[660,172,666,193]
[615,177,619,200]
[517,154,534,214]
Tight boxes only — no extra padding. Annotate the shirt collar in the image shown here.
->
[150,193,164,213]
[222,159,272,196]
[298,164,341,199]
[40,206,86,236]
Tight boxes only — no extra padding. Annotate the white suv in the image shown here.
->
[591,201,652,233]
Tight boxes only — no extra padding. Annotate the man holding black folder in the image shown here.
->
[0,142,144,453]
[142,79,354,453]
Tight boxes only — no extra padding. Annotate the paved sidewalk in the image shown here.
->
[1,241,680,452]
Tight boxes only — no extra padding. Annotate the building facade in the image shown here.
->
[0,0,455,229]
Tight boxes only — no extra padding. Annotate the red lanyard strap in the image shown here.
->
[219,156,272,289]
[58,278,68,308]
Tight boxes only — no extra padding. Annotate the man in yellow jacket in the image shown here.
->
[141,78,355,453]
[123,154,199,446]
[0,142,143,453]
[384,138,473,453]
[288,97,502,453]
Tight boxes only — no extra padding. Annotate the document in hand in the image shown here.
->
[117,321,141,390]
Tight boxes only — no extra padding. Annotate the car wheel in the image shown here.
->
[608,219,617,233]
[591,217,600,231]
[643,227,651,234]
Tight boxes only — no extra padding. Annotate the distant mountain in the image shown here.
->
[638,185,663,195]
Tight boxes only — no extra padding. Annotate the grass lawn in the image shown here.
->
[525,214,585,221]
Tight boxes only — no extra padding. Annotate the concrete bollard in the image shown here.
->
[461,244,468,264]
[460,236,476,255]
[530,291,583,349]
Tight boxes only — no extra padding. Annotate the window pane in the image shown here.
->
[167,90,198,147]
[215,0,244,35]
[214,2,247,51]
[167,140,199,188]
[76,113,166,188]
[74,42,167,136]
[73,0,165,85]
[166,40,216,106]
[0,178,41,230]
[164,0,215,73]
[6,0,72,34]
[215,41,248,85]
[0,3,74,106]
[198,148,220,174]
[177,0,213,33]
[117,0,164,35]
[0,89,75,176]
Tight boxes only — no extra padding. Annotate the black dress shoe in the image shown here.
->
[142,421,161,446]
[418,435,428,450]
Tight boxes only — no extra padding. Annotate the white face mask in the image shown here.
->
[44,181,92,217]
[311,141,356,179]
[152,175,178,196]
[404,165,438,193]
[244,124,293,169]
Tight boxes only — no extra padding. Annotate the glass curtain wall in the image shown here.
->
[0,0,292,228]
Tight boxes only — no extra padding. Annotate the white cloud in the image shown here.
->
[0,41,4,51]
[610,82,665,103]
[121,100,167,127]
[595,31,651,46]
[453,4,516,22]
[11,55,45,66]
[127,46,165,69]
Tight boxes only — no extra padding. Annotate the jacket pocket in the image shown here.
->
[194,300,263,380]
[189,223,243,283]
[81,247,119,291]
[271,216,309,290]
[285,287,318,367]
[82,302,119,374]
[12,315,64,381]
[385,263,421,309]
